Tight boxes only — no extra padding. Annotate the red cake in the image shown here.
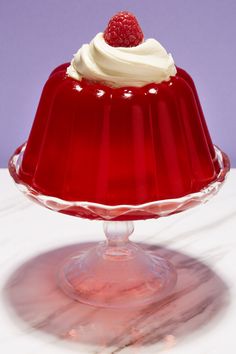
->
[18,12,220,206]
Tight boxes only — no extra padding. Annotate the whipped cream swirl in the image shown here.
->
[67,33,176,87]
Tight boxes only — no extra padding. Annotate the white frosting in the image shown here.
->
[67,32,176,87]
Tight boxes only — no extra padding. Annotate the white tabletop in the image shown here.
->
[0,168,236,354]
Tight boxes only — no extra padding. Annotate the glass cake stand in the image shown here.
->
[9,143,230,308]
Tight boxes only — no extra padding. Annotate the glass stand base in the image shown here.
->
[58,222,177,308]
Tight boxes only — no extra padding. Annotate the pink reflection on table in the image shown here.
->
[3,243,229,352]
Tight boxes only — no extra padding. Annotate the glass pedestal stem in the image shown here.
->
[58,220,177,308]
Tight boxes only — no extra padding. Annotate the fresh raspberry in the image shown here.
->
[104,11,144,47]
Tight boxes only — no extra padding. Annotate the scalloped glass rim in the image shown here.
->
[9,143,230,221]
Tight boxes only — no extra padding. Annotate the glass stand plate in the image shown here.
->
[8,144,230,308]
[9,144,230,221]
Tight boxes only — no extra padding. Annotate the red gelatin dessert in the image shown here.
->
[17,12,220,207]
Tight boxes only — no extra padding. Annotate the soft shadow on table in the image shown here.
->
[3,242,230,353]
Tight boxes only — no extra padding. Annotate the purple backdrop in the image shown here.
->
[0,0,236,167]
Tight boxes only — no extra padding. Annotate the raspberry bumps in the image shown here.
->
[104,11,144,47]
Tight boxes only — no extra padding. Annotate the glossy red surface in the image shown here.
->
[19,64,220,206]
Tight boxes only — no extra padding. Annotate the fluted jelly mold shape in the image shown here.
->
[17,65,221,207]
